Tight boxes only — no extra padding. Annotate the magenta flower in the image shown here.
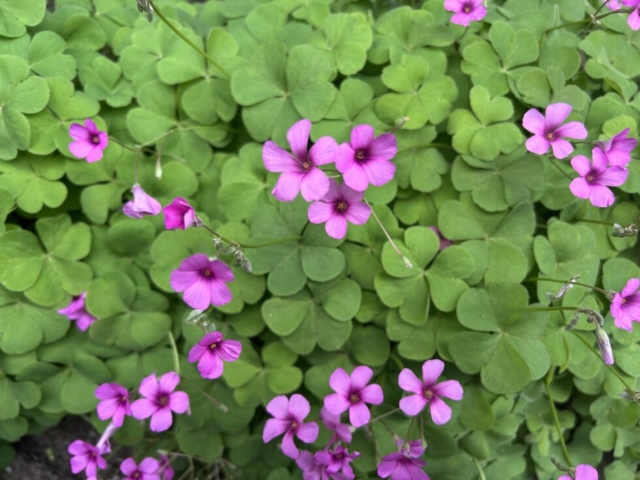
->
[569,148,628,208]
[57,292,96,332]
[68,440,107,478]
[610,278,640,331]
[522,103,588,159]
[324,366,384,428]
[622,0,640,30]
[95,382,132,427]
[120,457,161,480]
[296,451,331,480]
[594,323,614,365]
[308,179,371,240]
[444,0,487,26]
[595,128,637,167]
[170,254,234,310]
[428,226,453,250]
[163,197,199,230]
[263,119,338,202]
[398,359,463,425]
[335,125,397,192]
[123,184,162,218]
[262,394,319,459]
[315,446,360,480]
[321,406,352,443]
[558,464,598,480]
[69,119,108,163]
[378,439,429,480]
[156,455,175,480]
[603,0,622,9]
[188,331,242,379]
[130,372,190,432]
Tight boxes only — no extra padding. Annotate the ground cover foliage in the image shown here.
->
[0,0,639,478]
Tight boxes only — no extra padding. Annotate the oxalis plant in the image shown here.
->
[1,0,640,479]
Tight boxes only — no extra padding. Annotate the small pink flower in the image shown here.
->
[603,0,622,8]
[188,331,242,379]
[622,0,640,30]
[558,463,598,480]
[131,372,190,432]
[522,103,588,159]
[263,119,338,202]
[120,457,161,480]
[610,278,640,331]
[324,366,384,428]
[335,125,397,192]
[308,179,371,240]
[378,439,429,480]
[163,197,199,230]
[170,254,234,310]
[315,446,360,480]
[569,148,628,208]
[69,119,108,163]
[95,382,132,427]
[262,394,319,459]
[428,226,452,250]
[595,128,638,167]
[68,440,107,478]
[444,0,487,26]
[296,451,330,480]
[321,406,352,443]
[123,184,162,218]
[156,455,175,480]
[57,292,96,332]
[398,359,463,425]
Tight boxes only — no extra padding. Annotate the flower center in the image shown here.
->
[121,396,128,403]
[463,5,471,13]
[336,201,348,213]
[158,394,169,406]
[546,132,554,140]
[209,342,217,350]
[355,150,365,161]
[349,393,360,404]
[91,135,100,144]
[586,175,594,181]
[302,161,311,170]
[133,473,141,479]
[424,389,433,400]
[89,452,97,460]
[335,452,343,460]
[203,268,212,277]
[291,421,298,430]
[621,298,626,304]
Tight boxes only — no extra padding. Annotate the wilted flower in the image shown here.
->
[558,463,598,480]
[262,394,319,459]
[123,184,162,218]
[68,440,107,478]
[131,372,190,432]
[324,366,384,428]
[622,0,640,30]
[378,439,429,480]
[57,292,96,332]
[522,103,588,159]
[95,382,132,427]
[136,0,153,21]
[263,119,338,202]
[170,254,234,310]
[163,198,199,230]
[595,128,637,167]
[444,0,487,26]
[569,148,628,208]
[120,457,161,480]
[610,278,640,331]
[188,331,242,379]
[315,446,360,480]
[69,119,108,163]
[296,451,330,480]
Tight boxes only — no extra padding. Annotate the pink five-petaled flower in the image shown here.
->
[622,0,640,30]
[187,331,242,379]
[69,119,109,163]
[523,103,588,159]
[163,197,199,230]
[558,464,599,480]
[316,446,360,480]
[321,406,352,443]
[324,366,384,428]
[378,439,429,480]
[123,184,162,219]
[335,125,397,192]
[444,0,487,26]
[170,254,234,310]
[57,292,96,332]
[569,148,628,208]
[131,372,190,432]
[68,440,107,478]
[296,451,331,480]
[610,278,640,331]
[398,359,463,425]
[120,457,161,480]
[263,394,319,459]
[263,119,338,202]
[308,179,371,240]
[95,382,132,428]
[595,128,638,167]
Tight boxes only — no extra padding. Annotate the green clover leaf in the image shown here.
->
[394,126,449,193]
[79,55,134,108]
[0,32,77,80]
[0,0,46,38]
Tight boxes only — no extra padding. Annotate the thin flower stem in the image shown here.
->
[168,331,180,375]
[200,224,300,249]
[184,378,229,412]
[377,418,397,437]
[147,0,230,79]
[473,458,488,480]
[365,200,412,268]
[593,0,612,17]
[419,414,425,446]
[523,306,582,312]
[370,408,401,424]
[405,416,415,440]
[545,368,573,467]
[548,157,574,180]
[545,17,590,33]
[527,277,610,295]
[109,136,138,152]
[389,353,404,371]
[574,218,614,226]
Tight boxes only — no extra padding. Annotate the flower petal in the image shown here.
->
[429,396,452,425]
[182,278,212,310]
[150,407,174,432]
[159,372,180,394]
[120,458,138,475]
[348,401,371,427]
[569,177,591,200]
[169,269,201,293]
[97,398,121,421]
[266,395,290,419]
[399,394,428,416]
[550,138,574,159]
[368,133,397,162]
[296,422,319,443]
[350,365,374,391]
[360,384,384,405]
[208,279,233,306]
[344,201,371,225]
[522,109,546,135]
[308,200,333,224]
[598,166,628,187]
[525,135,550,155]
[576,464,598,480]
[272,172,303,202]
[218,339,242,362]
[263,141,299,172]
[131,398,157,420]
[324,392,351,415]
[299,168,330,201]
[555,121,588,140]
[309,136,338,165]
[422,359,444,387]
[621,278,640,298]
[287,119,312,161]
[85,146,105,163]
[138,374,159,399]
[210,260,234,282]
[69,139,95,159]
[281,430,299,459]
[588,184,615,208]
[341,163,370,192]
[263,418,290,442]
[288,394,311,421]
[398,369,423,394]
[545,103,572,131]
[139,457,160,474]
[325,214,348,239]
[362,160,396,187]
[198,351,224,379]
[169,391,190,413]
[570,155,592,177]
[350,125,375,150]
[433,380,464,400]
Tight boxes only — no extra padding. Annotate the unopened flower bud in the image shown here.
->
[546,275,579,301]
[185,309,207,325]
[155,158,163,179]
[594,323,614,365]
[402,256,413,269]
[390,116,410,133]
[235,250,253,273]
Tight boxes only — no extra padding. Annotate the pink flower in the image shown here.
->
[263,394,319,459]
[315,446,360,480]
[308,179,371,240]
[569,148,628,208]
[69,119,108,163]
[321,406,352,443]
[68,440,107,478]
[123,184,162,218]
[622,0,640,30]
[558,464,598,480]
[378,439,429,480]
[131,372,190,432]
[188,331,242,379]
[610,278,640,331]
[444,0,487,26]
[57,292,96,332]
[428,226,453,250]
[594,323,614,365]
[170,254,234,310]
[522,103,588,159]
[324,366,384,428]
[263,119,338,202]
[95,382,132,427]
[398,359,463,425]
[296,451,331,480]
[595,128,638,167]
[156,455,175,480]
[335,125,397,192]
[603,0,622,9]
[120,457,161,480]
[163,197,199,230]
